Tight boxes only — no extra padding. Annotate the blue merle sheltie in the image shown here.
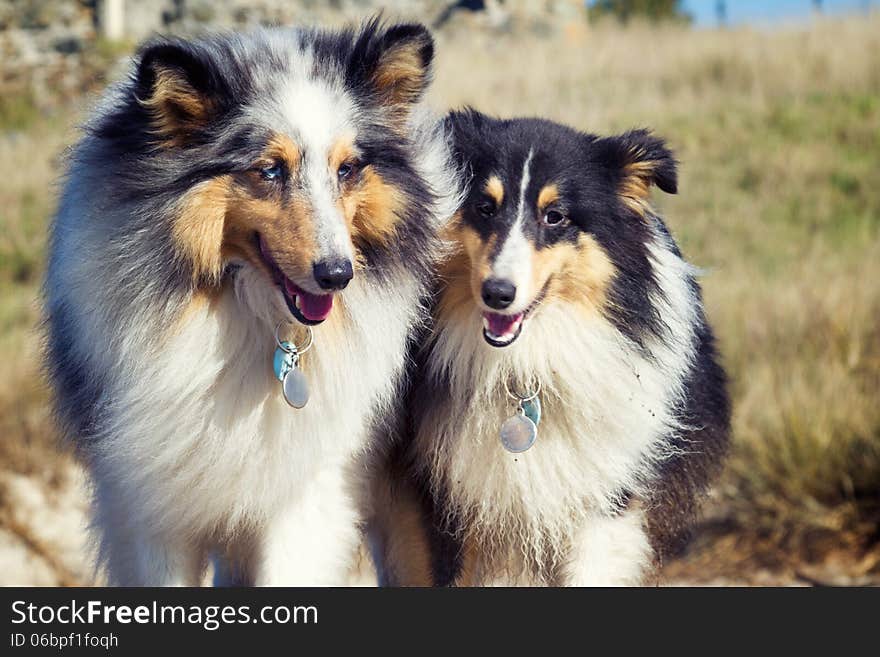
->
[371,110,730,586]
[43,20,460,585]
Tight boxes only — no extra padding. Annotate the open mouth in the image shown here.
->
[481,286,547,348]
[257,235,333,326]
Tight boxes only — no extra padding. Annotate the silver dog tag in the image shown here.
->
[282,367,309,409]
[500,409,537,453]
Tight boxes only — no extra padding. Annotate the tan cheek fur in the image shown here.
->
[436,216,616,323]
[341,167,406,266]
[541,234,616,315]
[173,176,231,284]
[171,132,318,286]
[223,183,317,284]
[434,216,477,329]
[458,226,497,304]
[171,174,320,287]
[535,183,616,314]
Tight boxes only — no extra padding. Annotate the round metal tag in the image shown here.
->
[282,367,309,409]
[500,413,538,453]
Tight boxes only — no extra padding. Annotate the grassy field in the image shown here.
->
[1,14,878,583]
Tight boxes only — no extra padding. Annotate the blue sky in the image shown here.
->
[682,0,875,26]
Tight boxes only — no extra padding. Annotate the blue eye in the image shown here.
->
[260,162,283,181]
[337,161,358,181]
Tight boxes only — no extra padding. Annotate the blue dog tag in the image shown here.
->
[522,397,541,427]
[273,342,296,381]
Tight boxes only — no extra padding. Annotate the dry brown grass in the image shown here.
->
[0,14,878,579]
[0,121,75,488]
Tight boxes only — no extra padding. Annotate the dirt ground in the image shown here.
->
[3,459,877,587]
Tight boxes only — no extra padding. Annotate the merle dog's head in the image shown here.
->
[93,19,437,326]
[443,109,678,347]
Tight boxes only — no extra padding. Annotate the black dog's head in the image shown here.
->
[441,109,678,348]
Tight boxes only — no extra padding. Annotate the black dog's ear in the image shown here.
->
[444,108,491,182]
[349,19,434,122]
[444,109,481,158]
[596,129,678,206]
[135,39,228,146]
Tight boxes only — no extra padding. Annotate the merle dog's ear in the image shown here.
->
[596,130,678,205]
[135,39,228,146]
[350,20,434,120]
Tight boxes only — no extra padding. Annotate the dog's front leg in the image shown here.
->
[98,526,204,586]
[94,484,205,586]
[250,463,364,586]
[559,507,653,587]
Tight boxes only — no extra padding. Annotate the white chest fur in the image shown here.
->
[417,239,700,568]
[91,269,419,542]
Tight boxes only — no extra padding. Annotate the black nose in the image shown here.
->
[481,278,516,310]
[313,259,353,291]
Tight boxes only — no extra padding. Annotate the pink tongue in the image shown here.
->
[285,280,333,322]
[484,312,523,337]
[298,290,333,322]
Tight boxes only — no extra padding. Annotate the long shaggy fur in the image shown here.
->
[373,111,730,586]
[43,20,460,586]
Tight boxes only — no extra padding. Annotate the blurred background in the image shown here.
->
[0,0,878,586]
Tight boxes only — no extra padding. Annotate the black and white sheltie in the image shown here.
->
[372,110,730,586]
[43,20,459,585]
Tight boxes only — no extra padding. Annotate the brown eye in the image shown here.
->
[543,209,566,226]
[476,200,496,218]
